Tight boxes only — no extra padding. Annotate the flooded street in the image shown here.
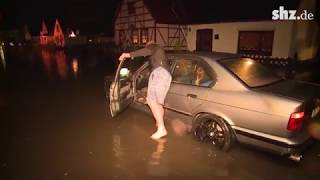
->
[1,47,320,179]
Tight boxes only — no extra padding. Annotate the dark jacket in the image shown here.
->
[129,44,170,72]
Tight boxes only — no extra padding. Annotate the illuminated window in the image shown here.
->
[140,28,148,44]
[132,29,139,44]
[128,2,135,14]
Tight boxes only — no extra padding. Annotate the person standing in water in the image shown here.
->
[118,41,172,140]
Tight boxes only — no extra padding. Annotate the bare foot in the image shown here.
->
[150,129,167,140]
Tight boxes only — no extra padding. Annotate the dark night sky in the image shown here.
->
[0,0,318,36]
[0,0,119,35]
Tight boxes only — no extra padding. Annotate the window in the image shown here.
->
[238,31,274,56]
[120,56,149,82]
[131,29,139,44]
[172,59,213,87]
[219,58,282,88]
[140,28,148,44]
[136,62,151,90]
[128,2,135,14]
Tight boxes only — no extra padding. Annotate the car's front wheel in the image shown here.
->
[193,114,235,151]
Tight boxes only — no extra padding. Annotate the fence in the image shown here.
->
[239,54,293,67]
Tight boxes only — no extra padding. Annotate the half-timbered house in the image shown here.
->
[39,19,65,47]
[113,0,189,50]
[40,20,50,45]
[114,0,319,62]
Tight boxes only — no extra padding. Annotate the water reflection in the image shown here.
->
[7,46,116,81]
[149,138,167,165]
[41,49,52,77]
[55,50,68,79]
[0,45,5,72]
[170,118,191,136]
[40,49,80,80]
[112,134,124,169]
[148,138,169,176]
[72,58,79,77]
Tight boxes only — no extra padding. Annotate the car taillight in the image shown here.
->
[287,112,305,131]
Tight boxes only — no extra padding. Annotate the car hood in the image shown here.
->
[254,80,320,101]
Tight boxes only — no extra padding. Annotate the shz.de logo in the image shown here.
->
[272,6,314,20]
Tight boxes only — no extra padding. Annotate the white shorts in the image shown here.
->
[147,67,172,105]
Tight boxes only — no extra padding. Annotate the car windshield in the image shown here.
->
[220,58,283,88]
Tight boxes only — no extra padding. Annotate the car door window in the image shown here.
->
[120,56,148,80]
[136,64,151,90]
[172,59,194,85]
[172,59,213,87]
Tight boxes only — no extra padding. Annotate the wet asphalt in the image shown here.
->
[1,46,320,180]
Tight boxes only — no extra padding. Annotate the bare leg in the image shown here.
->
[148,99,167,139]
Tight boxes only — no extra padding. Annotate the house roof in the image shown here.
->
[113,0,190,25]
[143,0,190,24]
[116,0,305,25]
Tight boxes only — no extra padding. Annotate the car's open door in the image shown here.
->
[109,60,134,117]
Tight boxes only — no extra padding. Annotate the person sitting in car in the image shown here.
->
[194,65,213,87]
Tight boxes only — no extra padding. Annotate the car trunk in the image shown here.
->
[254,80,320,130]
[254,80,320,101]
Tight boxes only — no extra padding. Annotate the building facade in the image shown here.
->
[187,19,319,60]
[40,19,65,47]
[186,0,319,61]
[113,0,188,50]
[114,0,319,61]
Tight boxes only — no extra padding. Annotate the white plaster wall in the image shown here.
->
[155,24,188,49]
[156,27,167,46]
[186,21,294,58]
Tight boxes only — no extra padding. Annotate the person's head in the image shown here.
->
[195,65,205,81]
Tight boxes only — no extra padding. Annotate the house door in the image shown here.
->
[196,29,213,52]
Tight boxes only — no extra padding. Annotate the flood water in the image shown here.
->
[1,46,320,179]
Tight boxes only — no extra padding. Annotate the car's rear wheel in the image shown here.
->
[193,114,234,151]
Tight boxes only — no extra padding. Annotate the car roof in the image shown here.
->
[166,50,239,61]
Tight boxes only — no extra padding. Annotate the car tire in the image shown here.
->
[193,114,235,151]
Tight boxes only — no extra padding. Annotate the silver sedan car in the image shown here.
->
[109,51,320,161]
